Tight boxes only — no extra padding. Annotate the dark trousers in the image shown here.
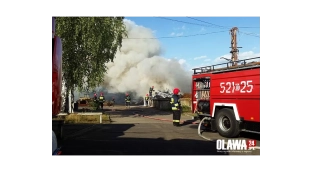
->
[99,102,103,109]
[126,102,130,106]
[172,110,181,126]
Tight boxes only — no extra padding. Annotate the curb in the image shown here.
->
[134,113,199,125]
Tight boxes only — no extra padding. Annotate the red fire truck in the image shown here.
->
[191,58,260,138]
[52,17,62,118]
[52,17,63,155]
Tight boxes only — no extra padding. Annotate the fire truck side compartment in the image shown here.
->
[192,57,260,135]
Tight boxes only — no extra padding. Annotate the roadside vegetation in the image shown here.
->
[55,17,128,110]
[181,105,197,117]
[53,113,111,124]
[181,105,191,112]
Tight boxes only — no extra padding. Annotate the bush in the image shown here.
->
[181,105,191,112]
[88,101,98,110]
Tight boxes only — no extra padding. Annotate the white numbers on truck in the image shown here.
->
[220,80,254,93]
[225,82,231,93]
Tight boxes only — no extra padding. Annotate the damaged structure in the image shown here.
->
[146,90,183,110]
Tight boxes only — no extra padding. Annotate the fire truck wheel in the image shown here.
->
[215,108,240,138]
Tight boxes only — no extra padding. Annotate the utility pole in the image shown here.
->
[229,27,242,66]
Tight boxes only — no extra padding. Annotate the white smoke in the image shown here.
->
[102,19,192,97]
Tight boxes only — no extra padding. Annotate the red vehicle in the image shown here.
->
[52,17,62,117]
[52,17,63,155]
[191,58,260,138]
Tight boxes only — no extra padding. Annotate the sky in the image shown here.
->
[124,17,260,70]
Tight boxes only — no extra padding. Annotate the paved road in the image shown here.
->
[61,107,260,160]
[62,116,259,160]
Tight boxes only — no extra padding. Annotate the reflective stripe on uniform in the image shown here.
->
[173,120,180,122]
[170,98,174,104]
[172,107,178,110]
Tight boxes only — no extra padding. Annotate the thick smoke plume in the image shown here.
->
[102,19,192,98]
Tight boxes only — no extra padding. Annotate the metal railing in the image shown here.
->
[192,57,260,74]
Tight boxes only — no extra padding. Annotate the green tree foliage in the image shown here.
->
[55,17,128,94]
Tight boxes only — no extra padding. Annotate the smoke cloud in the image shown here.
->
[102,19,192,98]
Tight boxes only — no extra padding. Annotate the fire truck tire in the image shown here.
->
[215,108,240,138]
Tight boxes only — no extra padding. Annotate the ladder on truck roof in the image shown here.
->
[192,57,260,74]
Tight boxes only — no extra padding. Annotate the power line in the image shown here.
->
[186,17,260,37]
[186,17,259,29]
[156,17,259,37]
[123,30,228,39]
[156,17,212,28]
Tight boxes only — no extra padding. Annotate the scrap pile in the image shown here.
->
[153,90,174,99]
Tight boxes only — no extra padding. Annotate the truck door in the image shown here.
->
[193,77,210,114]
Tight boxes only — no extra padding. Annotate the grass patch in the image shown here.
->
[53,114,111,124]
[182,112,197,117]
[156,105,192,113]
[181,105,191,113]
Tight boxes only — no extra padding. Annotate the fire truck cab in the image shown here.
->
[192,57,260,138]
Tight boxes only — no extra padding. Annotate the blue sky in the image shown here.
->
[124,17,260,70]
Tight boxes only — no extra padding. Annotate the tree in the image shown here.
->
[55,17,128,112]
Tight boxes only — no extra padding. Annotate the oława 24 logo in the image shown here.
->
[216,139,257,153]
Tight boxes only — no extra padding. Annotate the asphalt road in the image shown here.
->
[59,112,260,155]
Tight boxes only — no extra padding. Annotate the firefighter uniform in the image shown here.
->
[145,94,149,107]
[93,93,99,110]
[98,93,105,109]
[125,94,131,108]
[170,88,181,126]
[93,93,97,101]
[111,98,115,107]
[149,86,154,97]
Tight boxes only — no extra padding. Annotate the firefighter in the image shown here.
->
[98,92,105,109]
[93,93,98,101]
[111,97,115,107]
[149,86,154,97]
[93,93,99,110]
[145,94,149,107]
[125,93,131,108]
[170,88,182,126]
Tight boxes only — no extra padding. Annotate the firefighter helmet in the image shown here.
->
[173,88,180,95]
